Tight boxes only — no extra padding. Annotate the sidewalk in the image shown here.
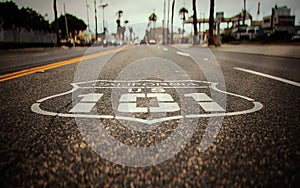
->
[214,44,300,59]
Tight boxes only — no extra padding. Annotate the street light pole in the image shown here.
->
[243,0,246,25]
[53,0,60,46]
[101,3,108,34]
[167,0,170,44]
[86,0,90,31]
[94,0,98,40]
[163,0,166,45]
[64,3,69,42]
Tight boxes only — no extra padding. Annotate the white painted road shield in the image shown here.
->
[31,80,262,123]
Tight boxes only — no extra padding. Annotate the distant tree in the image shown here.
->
[148,13,157,25]
[116,10,123,27]
[116,10,125,40]
[149,12,157,40]
[0,1,20,29]
[117,10,123,20]
[179,7,188,38]
[0,1,50,32]
[179,7,188,21]
[19,7,50,31]
[208,0,215,46]
[51,14,87,39]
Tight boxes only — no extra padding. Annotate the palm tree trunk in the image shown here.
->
[167,0,170,44]
[208,0,214,46]
[243,0,246,25]
[94,0,98,40]
[192,0,198,45]
[171,0,175,44]
[53,0,59,46]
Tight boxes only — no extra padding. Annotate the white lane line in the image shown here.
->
[163,47,168,51]
[176,51,190,57]
[234,67,300,87]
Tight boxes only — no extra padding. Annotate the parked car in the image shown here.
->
[291,30,300,41]
[116,39,125,46]
[148,39,156,45]
[103,35,117,47]
[140,39,147,45]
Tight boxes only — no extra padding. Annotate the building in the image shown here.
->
[147,27,170,44]
[262,5,295,39]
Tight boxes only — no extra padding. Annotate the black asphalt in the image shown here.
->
[0,45,299,187]
[0,46,118,75]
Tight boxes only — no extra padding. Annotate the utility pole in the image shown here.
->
[243,0,246,25]
[86,0,90,31]
[64,3,69,42]
[163,0,166,45]
[100,2,108,34]
[94,0,98,40]
[53,0,60,46]
[167,0,170,44]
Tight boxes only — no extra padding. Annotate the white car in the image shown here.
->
[292,30,300,41]
[148,39,156,45]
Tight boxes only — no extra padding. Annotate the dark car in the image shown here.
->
[140,39,147,45]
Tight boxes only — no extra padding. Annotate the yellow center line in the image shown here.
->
[0,45,134,82]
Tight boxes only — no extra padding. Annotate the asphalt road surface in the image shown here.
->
[0,44,299,187]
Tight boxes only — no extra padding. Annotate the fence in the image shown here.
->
[0,28,57,45]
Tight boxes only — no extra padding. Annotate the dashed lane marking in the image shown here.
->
[176,51,190,57]
[234,67,300,87]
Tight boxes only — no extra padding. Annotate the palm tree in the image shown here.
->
[192,0,198,44]
[149,13,157,24]
[117,10,123,20]
[116,10,123,40]
[208,0,214,46]
[149,12,157,40]
[171,0,175,44]
[179,7,188,40]
[179,7,188,21]
[116,10,123,28]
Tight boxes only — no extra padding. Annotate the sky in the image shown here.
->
[6,0,300,37]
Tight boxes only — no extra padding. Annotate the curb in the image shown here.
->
[213,49,300,60]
